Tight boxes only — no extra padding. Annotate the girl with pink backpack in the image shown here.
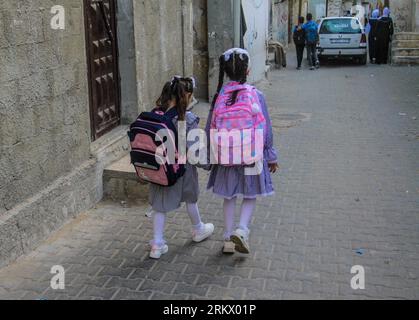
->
[206,48,279,254]
[147,77,214,259]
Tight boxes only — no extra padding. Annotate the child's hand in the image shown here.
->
[268,163,279,173]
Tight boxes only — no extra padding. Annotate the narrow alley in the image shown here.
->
[1,52,418,300]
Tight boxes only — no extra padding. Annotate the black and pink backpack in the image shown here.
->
[127,108,185,187]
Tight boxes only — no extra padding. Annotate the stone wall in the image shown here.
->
[0,0,90,216]
[116,0,139,124]
[291,0,308,26]
[132,0,194,111]
[207,0,234,102]
[415,0,419,32]
[272,0,289,45]
[192,0,209,100]
[242,0,270,83]
[391,0,414,32]
[291,0,300,29]
[0,0,120,268]
[328,0,343,17]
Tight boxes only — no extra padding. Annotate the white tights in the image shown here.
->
[223,197,257,240]
[152,203,204,246]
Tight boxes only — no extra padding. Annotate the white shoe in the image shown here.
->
[231,229,250,254]
[149,244,169,259]
[222,241,236,254]
[192,223,214,243]
[145,206,154,218]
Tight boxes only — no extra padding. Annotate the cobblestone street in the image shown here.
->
[0,56,418,300]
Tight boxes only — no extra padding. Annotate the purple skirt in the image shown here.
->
[207,160,275,199]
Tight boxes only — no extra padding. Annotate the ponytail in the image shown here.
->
[211,55,225,109]
[226,53,248,106]
[171,78,187,121]
[156,77,194,121]
[227,72,247,106]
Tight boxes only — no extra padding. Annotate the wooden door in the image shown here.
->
[84,0,121,141]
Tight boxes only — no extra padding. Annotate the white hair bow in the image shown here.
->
[223,48,250,62]
[171,75,197,89]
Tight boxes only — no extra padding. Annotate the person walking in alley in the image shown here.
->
[303,13,319,70]
[206,48,279,254]
[147,77,214,259]
[293,16,306,70]
[376,7,394,65]
[366,9,380,64]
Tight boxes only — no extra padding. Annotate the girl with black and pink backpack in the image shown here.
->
[206,48,279,254]
[129,77,214,259]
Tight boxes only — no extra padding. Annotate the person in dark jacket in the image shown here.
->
[366,9,380,63]
[293,16,306,70]
[376,7,394,64]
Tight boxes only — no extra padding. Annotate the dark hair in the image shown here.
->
[298,16,305,24]
[306,13,313,21]
[211,51,249,108]
[156,77,194,121]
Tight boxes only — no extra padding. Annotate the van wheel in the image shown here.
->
[359,55,367,65]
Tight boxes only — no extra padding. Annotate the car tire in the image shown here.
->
[359,54,367,65]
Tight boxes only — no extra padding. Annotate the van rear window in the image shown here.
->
[320,19,361,34]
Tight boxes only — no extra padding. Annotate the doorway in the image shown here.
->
[84,0,121,141]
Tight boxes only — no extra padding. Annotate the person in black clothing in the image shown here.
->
[293,16,306,70]
[376,7,394,64]
[367,9,380,63]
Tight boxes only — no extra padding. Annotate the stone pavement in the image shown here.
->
[0,54,418,300]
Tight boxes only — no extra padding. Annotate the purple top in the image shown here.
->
[257,90,278,164]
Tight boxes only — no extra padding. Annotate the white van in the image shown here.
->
[317,17,367,65]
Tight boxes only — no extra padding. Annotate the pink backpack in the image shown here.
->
[210,82,266,166]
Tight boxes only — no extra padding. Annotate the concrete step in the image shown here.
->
[103,155,149,203]
[393,32,419,41]
[392,55,419,65]
[392,40,419,48]
[392,47,419,56]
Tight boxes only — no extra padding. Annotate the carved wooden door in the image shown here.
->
[84,0,121,141]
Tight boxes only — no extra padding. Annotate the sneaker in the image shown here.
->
[222,241,236,254]
[310,66,315,70]
[296,66,301,70]
[231,229,250,254]
[149,244,169,259]
[145,206,154,218]
[192,223,214,243]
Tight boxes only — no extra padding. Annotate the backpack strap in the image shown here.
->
[165,107,179,120]
[151,107,179,120]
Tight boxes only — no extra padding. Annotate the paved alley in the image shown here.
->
[0,55,418,300]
